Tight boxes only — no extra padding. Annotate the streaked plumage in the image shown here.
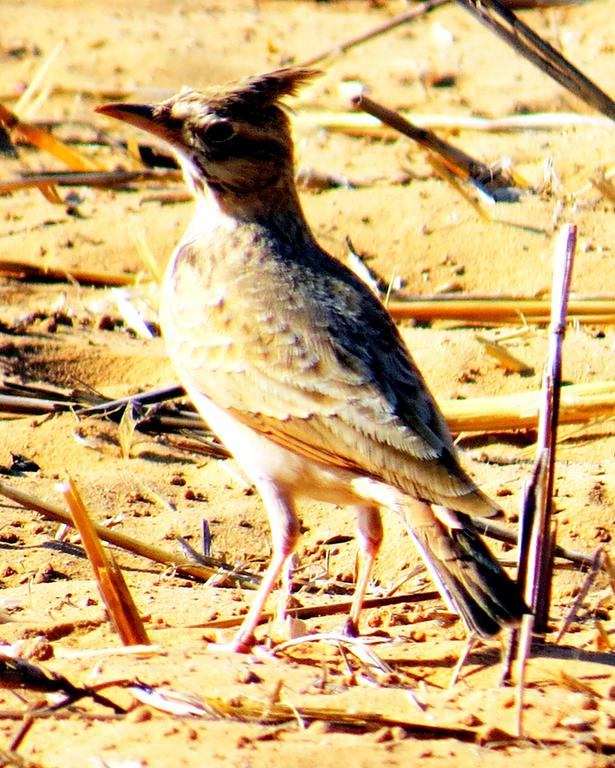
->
[97,68,527,650]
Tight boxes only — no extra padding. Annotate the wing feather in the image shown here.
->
[162,233,499,516]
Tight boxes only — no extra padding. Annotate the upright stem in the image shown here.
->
[525,224,576,631]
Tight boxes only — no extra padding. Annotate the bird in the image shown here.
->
[96,67,527,652]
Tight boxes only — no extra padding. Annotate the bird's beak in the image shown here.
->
[95,102,175,144]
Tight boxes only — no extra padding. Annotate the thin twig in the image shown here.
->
[554,547,605,644]
[0,168,181,195]
[298,0,449,67]
[352,93,512,191]
[197,590,441,630]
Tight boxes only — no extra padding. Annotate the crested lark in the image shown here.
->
[97,68,527,652]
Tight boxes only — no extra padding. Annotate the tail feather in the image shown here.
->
[403,503,528,638]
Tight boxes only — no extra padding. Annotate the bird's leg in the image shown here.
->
[276,553,294,626]
[343,504,383,637]
[231,483,299,653]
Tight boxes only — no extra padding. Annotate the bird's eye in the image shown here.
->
[203,120,235,144]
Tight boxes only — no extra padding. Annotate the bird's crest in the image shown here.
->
[207,67,319,116]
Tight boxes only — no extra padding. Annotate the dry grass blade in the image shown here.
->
[61,478,150,646]
[14,40,64,118]
[0,103,105,171]
[457,0,615,121]
[475,335,533,373]
[172,692,480,740]
[590,172,615,204]
[0,480,258,588]
[552,669,600,697]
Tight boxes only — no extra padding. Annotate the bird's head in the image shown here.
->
[96,67,319,202]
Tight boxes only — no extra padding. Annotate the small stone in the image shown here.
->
[307,720,330,735]
[580,695,599,710]
[435,280,464,294]
[594,526,611,543]
[461,713,482,727]
[372,727,394,743]
[28,638,54,661]
[559,715,596,731]
[237,668,262,685]
[97,314,115,331]
[477,725,513,744]
[126,706,153,723]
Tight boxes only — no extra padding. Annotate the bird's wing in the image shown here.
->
[164,238,499,516]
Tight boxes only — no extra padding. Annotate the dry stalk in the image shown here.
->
[76,379,615,435]
[0,257,139,286]
[352,93,511,192]
[443,380,615,433]
[3,378,615,437]
[197,590,440,630]
[61,478,150,646]
[388,296,615,323]
[0,480,258,588]
[527,224,576,627]
[514,223,576,735]
[457,0,615,121]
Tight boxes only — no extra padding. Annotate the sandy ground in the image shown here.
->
[1,1,615,766]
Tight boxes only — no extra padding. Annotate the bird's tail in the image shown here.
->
[401,500,529,637]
